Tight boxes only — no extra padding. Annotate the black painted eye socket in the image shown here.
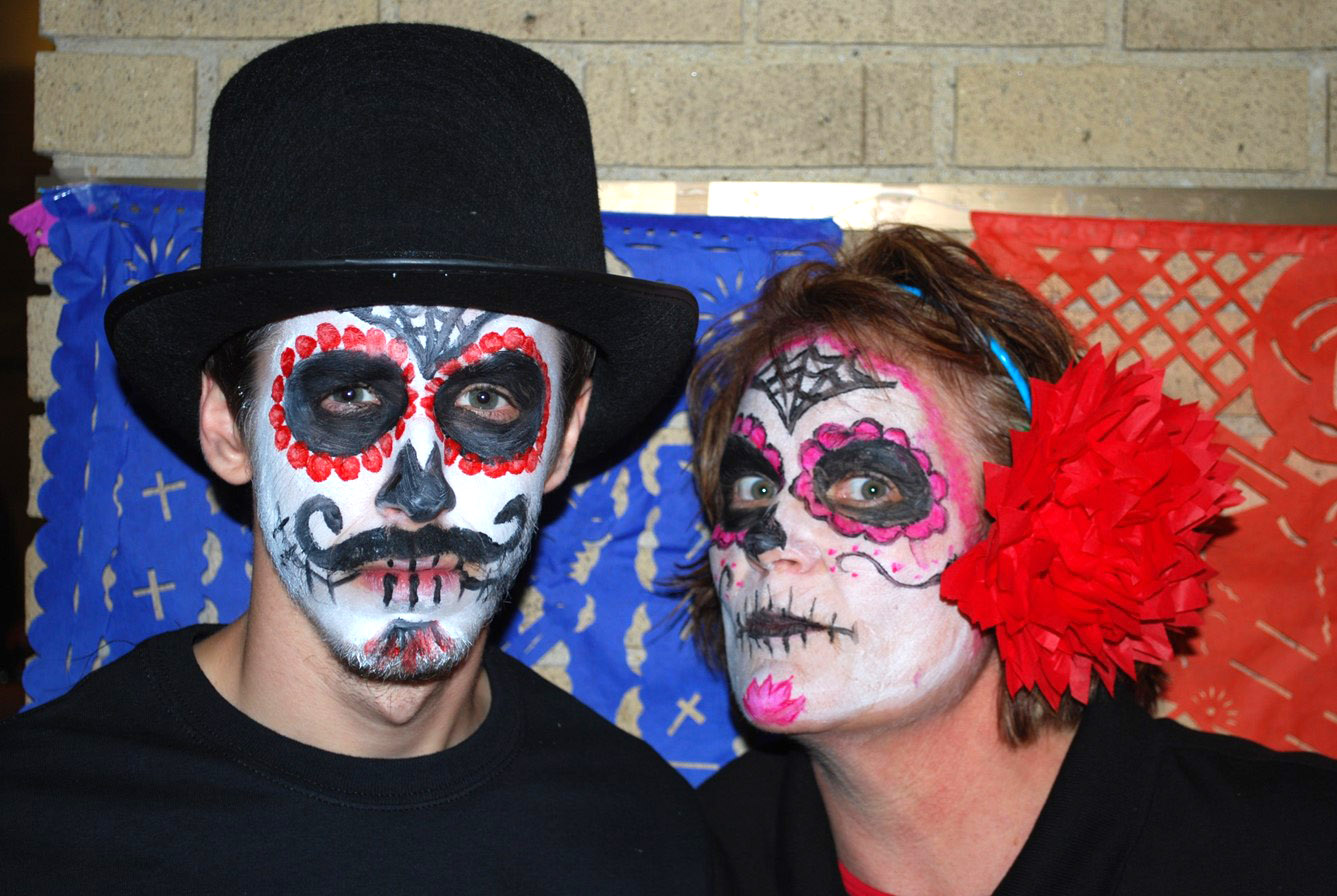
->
[809,440,932,527]
[719,434,783,533]
[284,351,409,456]
[433,351,545,462]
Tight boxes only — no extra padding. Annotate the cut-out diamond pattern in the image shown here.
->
[1114,300,1148,331]
[1164,251,1198,283]
[1214,252,1247,283]
[973,212,1337,758]
[1166,300,1198,332]
[1188,327,1223,358]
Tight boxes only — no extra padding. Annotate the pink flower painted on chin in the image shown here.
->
[793,418,948,543]
[743,675,807,726]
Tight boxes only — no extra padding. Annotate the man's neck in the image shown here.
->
[193,552,491,759]
[802,665,1075,896]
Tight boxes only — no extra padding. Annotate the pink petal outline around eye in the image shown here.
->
[743,675,806,726]
[794,419,949,544]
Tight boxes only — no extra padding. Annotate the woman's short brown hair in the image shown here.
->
[683,225,1161,743]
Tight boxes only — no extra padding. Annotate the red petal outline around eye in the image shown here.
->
[427,330,551,477]
[793,418,948,544]
[316,322,340,352]
[271,322,418,484]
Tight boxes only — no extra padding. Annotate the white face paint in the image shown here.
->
[252,305,565,681]
[710,336,990,734]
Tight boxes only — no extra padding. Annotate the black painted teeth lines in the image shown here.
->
[733,586,856,656]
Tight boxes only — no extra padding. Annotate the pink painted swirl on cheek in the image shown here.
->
[742,675,806,726]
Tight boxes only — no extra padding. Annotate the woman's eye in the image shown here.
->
[457,385,517,421]
[830,475,902,507]
[320,384,380,413]
[730,474,777,508]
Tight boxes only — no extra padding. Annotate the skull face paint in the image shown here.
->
[253,305,563,682]
[711,336,990,733]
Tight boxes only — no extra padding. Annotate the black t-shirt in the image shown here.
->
[701,692,1337,895]
[1,625,719,894]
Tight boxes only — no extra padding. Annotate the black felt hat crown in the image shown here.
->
[106,23,697,472]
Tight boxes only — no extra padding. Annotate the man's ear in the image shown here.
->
[543,377,593,494]
[199,373,253,485]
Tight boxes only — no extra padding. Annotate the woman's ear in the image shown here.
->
[198,373,253,485]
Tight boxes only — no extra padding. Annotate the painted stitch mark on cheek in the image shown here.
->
[424,327,550,477]
[791,417,948,543]
[743,675,806,727]
[271,324,417,484]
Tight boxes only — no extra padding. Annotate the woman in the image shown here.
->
[684,226,1337,896]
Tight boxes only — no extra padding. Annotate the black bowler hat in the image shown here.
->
[105,23,697,473]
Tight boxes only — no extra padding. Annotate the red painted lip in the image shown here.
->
[357,566,463,608]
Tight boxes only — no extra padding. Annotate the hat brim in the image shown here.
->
[105,259,699,477]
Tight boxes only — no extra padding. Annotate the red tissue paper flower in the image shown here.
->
[940,347,1242,709]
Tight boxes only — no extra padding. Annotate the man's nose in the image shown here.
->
[375,443,454,523]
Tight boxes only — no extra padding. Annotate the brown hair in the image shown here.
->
[683,225,1158,742]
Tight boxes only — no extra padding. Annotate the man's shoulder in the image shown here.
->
[1,626,193,744]
[488,646,694,783]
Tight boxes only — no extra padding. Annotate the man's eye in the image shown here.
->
[829,474,902,507]
[457,385,517,421]
[320,385,380,413]
[730,475,777,508]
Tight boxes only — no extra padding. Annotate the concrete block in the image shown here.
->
[955,64,1308,171]
[218,56,249,89]
[42,0,377,38]
[28,414,53,520]
[1331,75,1336,175]
[35,52,196,157]
[33,247,57,286]
[399,0,740,42]
[27,295,64,403]
[1125,0,1337,49]
[863,65,933,164]
[586,63,862,167]
[760,0,1102,45]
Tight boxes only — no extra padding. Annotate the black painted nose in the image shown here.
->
[743,508,787,560]
[375,443,454,523]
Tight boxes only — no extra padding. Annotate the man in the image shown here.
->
[2,24,718,892]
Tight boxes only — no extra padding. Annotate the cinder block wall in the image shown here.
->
[31,0,1337,187]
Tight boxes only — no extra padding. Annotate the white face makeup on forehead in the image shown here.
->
[710,336,990,734]
[252,304,566,682]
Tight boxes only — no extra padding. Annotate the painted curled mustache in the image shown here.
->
[293,494,528,573]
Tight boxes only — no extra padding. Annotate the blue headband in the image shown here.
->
[897,284,1033,416]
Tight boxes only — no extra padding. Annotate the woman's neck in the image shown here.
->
[800,664,1075,896]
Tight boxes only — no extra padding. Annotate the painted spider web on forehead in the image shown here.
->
[352,306,500,371]
[752,341,896,432]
